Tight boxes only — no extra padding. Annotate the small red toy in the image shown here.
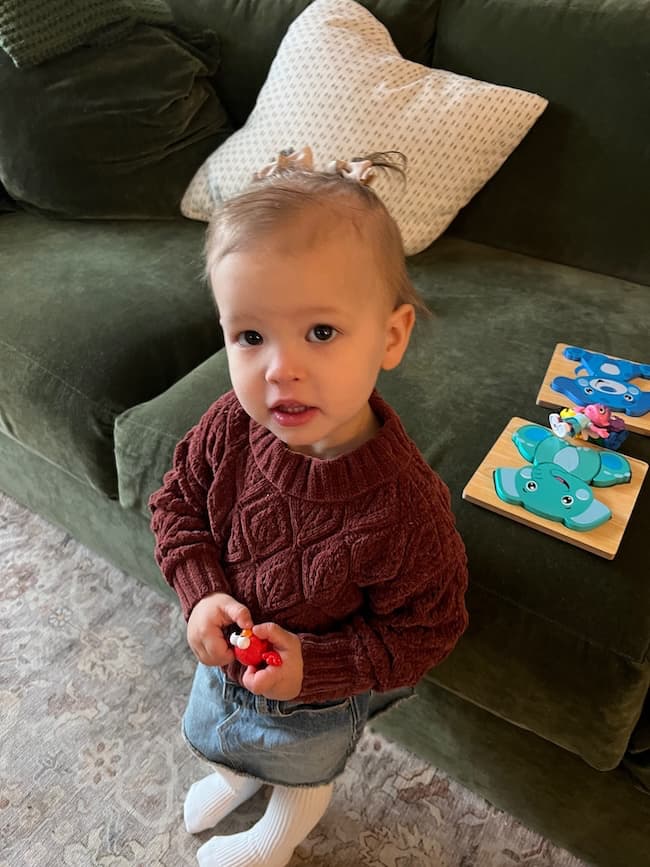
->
[229,628,282,669]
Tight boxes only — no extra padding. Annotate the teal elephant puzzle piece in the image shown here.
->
[493,424,631,532]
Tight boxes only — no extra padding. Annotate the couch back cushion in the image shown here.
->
[167,0,441,128]
[0,24,230,219]
[434,0,650,285]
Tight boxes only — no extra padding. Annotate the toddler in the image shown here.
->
[149,149,469,867]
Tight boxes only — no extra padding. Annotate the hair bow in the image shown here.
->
[325,158,375,185]
[253,146,376,186]
[253,146,314,179]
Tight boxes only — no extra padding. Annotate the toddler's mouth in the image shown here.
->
[275,404,309,414]
[270,403,318,427]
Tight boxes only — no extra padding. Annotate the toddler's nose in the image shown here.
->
[265,348,304,384]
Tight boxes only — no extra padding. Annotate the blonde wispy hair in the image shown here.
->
[204,151,431,318]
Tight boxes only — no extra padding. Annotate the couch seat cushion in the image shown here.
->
[0,213,221,496]
[115,236,650,768]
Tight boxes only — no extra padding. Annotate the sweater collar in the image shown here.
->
[249,390,415,501]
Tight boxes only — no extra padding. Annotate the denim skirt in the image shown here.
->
[182,663,371,787]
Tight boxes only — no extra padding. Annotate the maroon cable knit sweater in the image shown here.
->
[149,389,468,703]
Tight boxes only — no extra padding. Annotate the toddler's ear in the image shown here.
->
[381,304,415,371]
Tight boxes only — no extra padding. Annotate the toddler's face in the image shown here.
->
[211,229,414,459]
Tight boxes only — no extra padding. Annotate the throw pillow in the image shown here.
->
[0,25,231,220]
[181,0,548,255]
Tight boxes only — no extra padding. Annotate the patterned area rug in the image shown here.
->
[0,492,589,867]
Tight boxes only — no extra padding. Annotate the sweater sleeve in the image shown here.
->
[148,398,235,620]
[296,482,469,703]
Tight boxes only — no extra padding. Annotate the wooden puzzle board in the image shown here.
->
[536,343,650,436]
[462,417,648,559]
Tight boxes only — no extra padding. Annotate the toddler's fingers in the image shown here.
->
[242,665,276,696]
[252,621,288,646]
[204,637,234,666]
[220,598,253,630]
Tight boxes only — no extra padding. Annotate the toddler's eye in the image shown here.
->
[308,324,337,343]
[237,331,263,346]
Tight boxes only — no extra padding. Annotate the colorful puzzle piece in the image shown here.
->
[550,346,650,416]
[464,417,648,558]
[493,424,631,532]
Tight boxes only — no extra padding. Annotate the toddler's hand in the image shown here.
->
[187,592,253,667]
[241,622,304,701]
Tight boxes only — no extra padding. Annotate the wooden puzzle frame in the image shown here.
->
[536,343,650,437]
[463,417,648,559]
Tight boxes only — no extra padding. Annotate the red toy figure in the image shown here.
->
[229,628,283,669]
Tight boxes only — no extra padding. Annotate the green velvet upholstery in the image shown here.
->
[115,351,233,510]
[435,0,650,285]
[0,0,172,68]
[166,0,441,128]
[0,183,14,212]
[0,429,169,597]
[0,25,230,218]
[0,213,221,495]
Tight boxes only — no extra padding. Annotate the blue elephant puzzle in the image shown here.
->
[493,424,631,532]
[551,346,650,416]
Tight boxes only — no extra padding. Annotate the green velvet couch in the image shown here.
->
[1,2,649,865]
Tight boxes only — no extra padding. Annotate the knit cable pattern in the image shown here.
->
[150,390,469,703]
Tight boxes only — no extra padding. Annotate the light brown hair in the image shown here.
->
[204,152,431,318]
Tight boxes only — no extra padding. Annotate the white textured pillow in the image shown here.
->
[181,0,548,255]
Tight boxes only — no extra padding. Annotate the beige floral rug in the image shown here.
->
[0,491,589,867]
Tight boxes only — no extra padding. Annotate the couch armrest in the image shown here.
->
[114,349,232,516]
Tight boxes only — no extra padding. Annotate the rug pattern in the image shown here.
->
[0,493,588,866]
